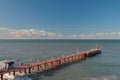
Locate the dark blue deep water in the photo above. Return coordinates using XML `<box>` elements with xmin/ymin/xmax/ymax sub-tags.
<box><xmin>0</xmin><ymin>39</ymin><xmax>120</xmax><ymax>80</ymax></box>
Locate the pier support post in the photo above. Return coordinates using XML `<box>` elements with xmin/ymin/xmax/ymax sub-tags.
<box><xmin>73</xmin><ymin>56</ymin><xmax>75</xmax><ymax>62</ymax></box>
<box><xmin>53</xmin><ymin>61</ymin><xmax>55</xmax><ymax>68</ymax></box>
<box><xmin>58</xmin><ymin>59</ymin><xmax>61</xmax><ymax>65</ymax></box>
<box><xmin>43</xmin><ymin>62</ymin><xmax>47</xmax><ymax>70</ymax></box>
<box><xmin>69</xmin><ymin>57</ymin><xmax>72</xmax><ymax>63</ymax></box>
<box><xmin>37</xmin><ymin>65</ymin><xmax>40</xmax><ymax>71</ymax></box>
<box><xmin>66</xmin><ymin>58</ymin><xmax>68</xmax><ymax>63</ymax></box>
<box><xmin>52</xmin><ymin>62</ymin><xmax>55</xmax><ymax>68</ymax></box>
<box><xmin>71</xmin><ymin>56</ymin><xmax>73</xmax><ymax>62</ymax></box>
<box><xmin>56</xmin><ymin>60</ymin><xmax>59</xmax><ymax>66</ymax></box>
<box><xmin>32</xmin><ymin>66</ymin><xmax>34</xmax><ymax>70</ymax></box>
<box><xmin>28</xmin><ymin>67</ymin><xmax>31</xmax><ymax>73</ymax></box>
<box><xmin>76</xmin><ymin>55</ymin><xmax>78</xmax><ymax>61</ymax></box>
<box><xmin>13</xmin><ymin>71</ymin><xmax>15</xmax><ymax>76</ymax></box>
<box><xmin>0</xmin><ymin>74</ymin><xmax>3</xmax><ymax>80</ymax></box>
<box><xmin>50</xmin><ymin>62</ymin><xmax>53</xmax><ymax>68</ymax></box>
<box><xmin>24</xmin><ymin>68</ymin><xmax>27</xmax><ymax>74</ymax></box>
<box><xmin>58</xmin><ymin>60</ymin><xmax>60</xmax><ymax>65</ymax></box>
<box><xmin>78</xmin><ymin>55</ymin><xmax>80</xmax><ymax>60</ymax></box>
<box><xmin>54</xmin><ymin>61</ymin><xmax>58</xmax><ymax>67</ymax></box>
<box><xmin>63</xmin><ymin>58</ymin><xmax>66</xmax><ymax>64</ymax></box>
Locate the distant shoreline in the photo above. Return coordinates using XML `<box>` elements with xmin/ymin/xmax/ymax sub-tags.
<box><xmin>0</xmin><ymin>39</ymin><xmax>120</xmax><ymax>40</ymax></box>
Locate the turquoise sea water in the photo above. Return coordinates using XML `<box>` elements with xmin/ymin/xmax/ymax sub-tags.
<box><xmin>0</xmin><ymin>39</ymin><xmax>120</xmax><ymax>80</ymax></box>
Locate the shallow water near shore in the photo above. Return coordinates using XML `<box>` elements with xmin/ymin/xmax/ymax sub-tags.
<box><xmin>0</xmin><ymin>39</ymin><xmax>120</xmax><ymax>80</ymax></box>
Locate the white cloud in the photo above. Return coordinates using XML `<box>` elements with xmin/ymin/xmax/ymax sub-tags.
<box><xmin>96</xmin><ymin>32</ymin><xmax>105</xmax><ymax>36</ymax></box>
<box><xmin>0</xmin><ymin>27</ymin><xmax>8</xmax><ymax>31</ymax></box>
<box><xmin>10</xmin><ymin>29</ymin><xmax>57</xmax><ymax>39</ymax></box>
<box><xmin>0</xmin><ymin>27</ymin><xmax>120</xmax><ymax>39</ymax></box>
<box><xmin>96</xmin><ymin>32</ymin><xmax>120</xmax><ymax>36</ymax></box>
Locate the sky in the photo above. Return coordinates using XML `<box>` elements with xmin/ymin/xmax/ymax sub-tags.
<box><xmin>0</xmin><ymin>0</ymin><xmax>120</xmax><ymax>39</ymax></box>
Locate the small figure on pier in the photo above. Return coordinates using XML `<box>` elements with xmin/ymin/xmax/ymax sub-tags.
<box><xmin>96</xmin><ymin>44</ymin><xmax>99</xmax><ymax>50</ymax></box>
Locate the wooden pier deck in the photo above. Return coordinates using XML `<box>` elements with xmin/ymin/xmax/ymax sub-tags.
<box><xmin>0</xmin><ymin>47</ymin><xmax>101</xmax><ymax>80</ymax></box>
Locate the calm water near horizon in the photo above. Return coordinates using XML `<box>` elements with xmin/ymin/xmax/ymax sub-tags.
<box><xmin>0</xmin><ymin>39</ymin><xmax>120</xmax><ymax>80</ymax></box>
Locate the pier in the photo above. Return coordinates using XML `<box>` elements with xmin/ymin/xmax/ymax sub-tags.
<box><xmin>0</xmin><ymin>46</ymin><xmax>101</xmax><ymax>80</ymax></box>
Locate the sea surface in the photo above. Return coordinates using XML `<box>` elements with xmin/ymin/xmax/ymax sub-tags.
<box><xmin>0</xmin><ymin>39</ymin><xmax>120</xmax><ymax>80</ymax></box>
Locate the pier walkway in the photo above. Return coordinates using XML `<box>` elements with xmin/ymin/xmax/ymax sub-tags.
<box><xmin>0</xmin><ymin>46</ymin><xmax>101</xmax><ymax>80</ymax></box>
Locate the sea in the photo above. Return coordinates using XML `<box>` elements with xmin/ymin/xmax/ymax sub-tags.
<box><xmin>0</xmin><ymin>39</ymin><xmax>120</xmax><ymax>80</ymax></box>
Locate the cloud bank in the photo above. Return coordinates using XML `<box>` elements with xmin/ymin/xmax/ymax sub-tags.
<box><xmin>0</xmin><ymin>27</ymin><xmax>120</xmax><ymax>39</ymax></box>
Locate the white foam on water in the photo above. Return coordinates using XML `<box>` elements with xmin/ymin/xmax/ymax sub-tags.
<box><xmin>86</xmin><ymin>75</ymin><xmax>118</xmax><ymax>80</ymax></box>
<box><xmin>3</xmin><ymin>73</ymin><xmax>14</xmax><ymax>80</ymax></box>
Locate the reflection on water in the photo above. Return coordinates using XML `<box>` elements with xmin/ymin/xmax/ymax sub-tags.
<box><xmin>14</xmin><ymin>76</ymin><xmax>32</xmax><ymax>80</ymax></box>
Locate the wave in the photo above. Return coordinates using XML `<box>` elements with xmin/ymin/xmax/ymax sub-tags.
<box><xmin>87</xmin><ymin>75</ymin><xmax>118</xmax><ymax>80</ymax></box>
<box><xmin>3</xmin><ymin>73</ymin><xmax>14</xmax><ymax>80</ymax></box>
<box><xmin>2</xmin><ymin>73</ymin><xmax>32</xmax><ymax>80</ymax></box>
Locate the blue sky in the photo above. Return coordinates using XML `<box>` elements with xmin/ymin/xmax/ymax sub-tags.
<box><xmin>0</xmin><ymin>0</ymin><xmax>120</xmax><ymax>39</ymax></box>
